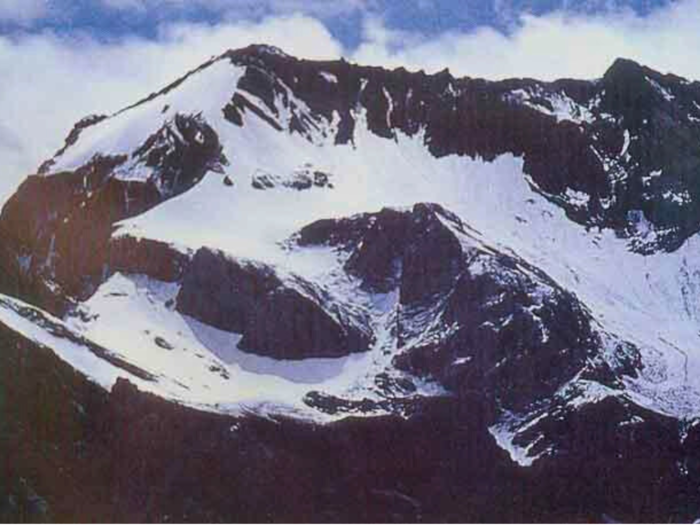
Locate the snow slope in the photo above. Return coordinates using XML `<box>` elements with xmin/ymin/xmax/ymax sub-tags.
<box><xmin>65</xmin><ymin>271</ymin><xmax>444</xmax><ymax>421</ymax></box>
<box><xmin>95</xmin><ymin>63</ymin><xmax>699</xmax><ymax>420</ymax></box>
<box><xmin>11</xmin><ymin>50</ymin><xmax>700</xmax><ymax>462</ymax></box>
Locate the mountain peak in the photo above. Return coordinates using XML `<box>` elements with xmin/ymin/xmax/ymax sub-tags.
<box><xmin>602</xmin><ymin>56</ymin><xmax>688</xmax><ymax>87</ymax></box>
<box><xmin>603</xmin><ymin>57</ymin><xmax>647</xmax><ymax>80</ymax></box>
<box><xmin>225</xmin><ymin>43</ymin><xmax>292</xmax><ymax>61</ymax></box>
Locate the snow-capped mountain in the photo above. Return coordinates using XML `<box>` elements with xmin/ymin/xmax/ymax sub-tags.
<box><xmin>3</xmin><ymin>44</ymin><xmax>700</xmax><ymax>521</ymax></box>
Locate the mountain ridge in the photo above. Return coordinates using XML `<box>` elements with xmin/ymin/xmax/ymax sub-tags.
<box><xmin>2</xmin><ymin>44</ymin><xmax>700</xmax><ymax>521</ymax></box>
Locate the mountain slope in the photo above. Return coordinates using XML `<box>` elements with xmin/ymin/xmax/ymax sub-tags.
<box><xmin>3</xmin><ymin>44</ymin><xmax>700</xmax><ymax>521</ymax></box>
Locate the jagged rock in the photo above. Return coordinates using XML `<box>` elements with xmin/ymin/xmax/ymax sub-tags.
<box><xmin>109</xmin><ymin>236</ymin><xmax>191</xmax><ymax>282</ymax></box>
<box><xmin>398</xmin><ymin>204</ymin><xmax>464</xmax><ymax>304</ymax></box>
<box><xmin>131</xmin><ymin>113</ymin><xmax>227</xmax><ymax>196</ymax></box>
<box><xmin>250</xmin><ymin>166</ymin><xmax>333</xmax><ymax>191</ymax></box>
<box><xmin>393</xmin><ymin>249</ymin><xmax>609</xmax><ymax>412</ymax></box>
<box><xmin>343</xmin><ymin>208</ymin><xmax>411</xmax><ymax>292</ymax></box>
<box><xmin>154</xmin><ymin>336</ymin><xmax>174</xmax><ymax>350</ymax></box>
<box><xmin>298</xmin><ymin>203</ymin><xmax>463</xmax><ymax>299</ymax></box>
<box><xmin>251</xmin><ymin>170</ymin><xmax>276</xmax><ymax>189</ymax></box>
<box><xmin>176</xmin><ymin>248</ymin><xmax>371</xmax><ymax>359</ymax></box>
<box><xmin>296</xmin><ymin>201</ymin><xmax>636</xmax><ymax>413</ymax></box>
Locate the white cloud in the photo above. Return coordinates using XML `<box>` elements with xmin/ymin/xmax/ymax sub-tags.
<box><xmin>0</xmin><ymin>14</ymin><xmax>342</xmax><ymax>202</ymax></box>
<box><xmin>352</xmin><ymin>0</ymin><xmax>700</xmax><ymax>80</ymax></box>
<box><xmin>0</xmin><ymin>0</ymin><xmax>47</xmax><ymax>23</ymax></box>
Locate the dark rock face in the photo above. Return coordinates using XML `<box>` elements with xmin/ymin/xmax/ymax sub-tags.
<box><xmin>109</xmin><ymin>236</ymin><xmax>191</xmax><ymax>283</ymax></box>
<box><xmin>595</xmin><ymin>59</ymin><xmax>700</xmax><ymax>249</ymax></box>
<box><xmin>0</xmin><ymin>156</ymin><xmax>133</xmax><ymax>313</ymax></box>
<box><xmin>398</xmin><ymin>204</ymin><xmax>464</xmax><ymax>304</ymax></box>
<box><xmin>345</xmin><ymin>208</ymin><xmax>412</xmax><ymax>293</ymax></box>
<box><xmin>176</xmin><ymin>249</ymin><xmax>282</xmax><ymax>334</ymax></box>
<box><xmin>300</xmin><ymin>203</ymin><xmax>638</xmax><ymax>416</ymax></box>
<box><xmin>299</xmin><ymin>203</ymin><xmax>463</xmax><ymax>298</ymax></box>
<box><xmin>0</xmin><ymin>114</ymin><xmax>225</xmax><ymax>314</ymax></box>
<box><xmin>176</xmin><ymin>248</ymin><xmax>371</xmax><ymax>359</ymax></box>
<box><xmin>395</xmin><ymin>256</ymin><xmax>602</xmax><ymax>411</ymax></box>
<box><xmin>132</xmin><ymin>113</ymin><xmax>227</xmax><ymax>197</ymax></box>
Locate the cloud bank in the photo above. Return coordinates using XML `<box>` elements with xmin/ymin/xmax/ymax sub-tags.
<box><xmin>353</xmin><ymin>0</ymin><xmax>700</xmax><ymax>80</ymax></box>
<box><xmin>2</xmin><ymin>0</ymin><xmax>700</xmax><ymax>203</ymax></box>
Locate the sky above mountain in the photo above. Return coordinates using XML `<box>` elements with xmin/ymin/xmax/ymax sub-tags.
<box><xmin>0</xmin><ymin>0</ymin><xmax>697</xmax><ymax>202</ymax></box>
<box><xmin>0</xmin><ymin>0</ymin><xmax>674</xmax><ymax>48</ymax></box>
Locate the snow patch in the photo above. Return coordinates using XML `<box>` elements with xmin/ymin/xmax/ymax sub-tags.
<box><xmin>489</xmin><ymin>414</ymin><xmax>550</xmax><ymax>467</ymax></box>
<box><xmin>646</xmin><ymin>76</ymin><xmax>675</xmax><ymax>102</ymax></box>
<box><xmin>620</xmin><ymin>129</ymin><xmax>631</xmax><ymax>159</ymax></box>
<box><xmin>506</xmin><ymin>88</ymin><xmax>594</xmax><ymax>125</ymax></box>
<box><xmin>319</xmin><ymin>71</ymin><xmax>338</xmax><ymax>84</ymax></box>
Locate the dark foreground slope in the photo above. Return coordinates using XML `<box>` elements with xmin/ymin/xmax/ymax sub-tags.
<box><xmin>0</xmin><ymin>323</ymin><xmax>698</xmax><ymax>523</ymax></box>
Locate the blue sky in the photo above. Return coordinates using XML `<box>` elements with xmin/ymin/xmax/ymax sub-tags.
<box><xmin>0</xmin><ymin>0</ymin><xmax>674</xmax><ymax>48</ymax></box>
